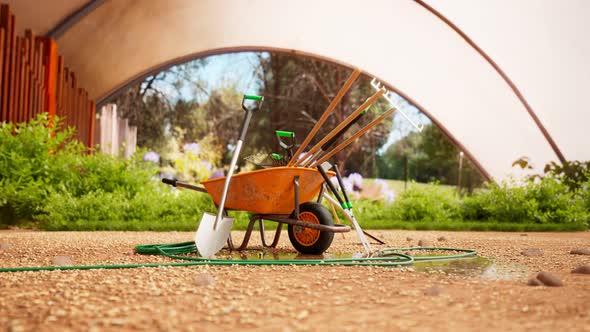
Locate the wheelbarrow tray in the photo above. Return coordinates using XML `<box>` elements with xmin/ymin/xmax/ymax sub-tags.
<box><xmin>200</xmin><ymin>166</ymin><xmax>334</xmax><ymax>214</ymax></box>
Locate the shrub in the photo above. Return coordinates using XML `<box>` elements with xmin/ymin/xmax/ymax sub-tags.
<box><xmin>39</xmin><ymin>187</ymin><xmax>216</xmax><ymax>231</ymax></box>
<box><xmin>0</xmin><ymin>115</ymin><xmax>158</xmax><ymax>226</ymax></box>
<box><xmin>542</xmin><ymin>160</ymin><xmax>590</xmax><ymax>192</ymax></box>
<box><xmin>2</xmin><ymin>114</ymin><xmax>589</xmax><ymax>231</ymax></box>
<box><xmin>0</xmin><ymin>115</ymin><xmax>77</xmax><ymax>224</ymax></box>
<box><xmin>461</xmin><ymin>178</ymin><xmax>589</xmax><ymax>226</ymax></box>
<box><xmin>385</xmin><ymin>183</ymin><xmax>461</xmax><ymax>222</ymax></box>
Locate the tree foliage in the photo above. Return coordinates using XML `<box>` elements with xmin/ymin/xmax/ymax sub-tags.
<box><xmin>377</xmin><ymin>124</ymin><xmax>485</xmax><ymax>189</ymax></box>
<box><xmin>109</xmin><ymin>51</ymin><xmax>484</xmax><ymax>184</ymax></box>
<box><xmin>257</xmin><ymin>53</ymin><xmax>392</xmax><ymax>175</ymax></box>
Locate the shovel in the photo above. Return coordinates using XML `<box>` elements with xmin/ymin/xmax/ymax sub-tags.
<box><xmin>195</xmin><ymin>94</ymin><xmax>263</xmax><ymax>258</ymax></box>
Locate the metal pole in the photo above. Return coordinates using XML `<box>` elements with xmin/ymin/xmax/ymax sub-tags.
<box><xmin>404</xmin><ymin>154</ymin><xmax>408</xmax><ymax>191</ymax></box>
<box><xmin>457</xmin><ymin>151</ymin><xmax>464</xmax><ymax>195</ymax></box>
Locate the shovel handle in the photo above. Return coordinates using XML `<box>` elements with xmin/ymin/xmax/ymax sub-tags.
<box><xmin>238</xmin><ymin>95</ymin><xmax>263</xmax><ymax>141</ymax></box>
<box><xmin>215</xmin><ymin>95</ymin><xmax>262</xmax><ymax>229</ymax></box>
<box><xmin>242</xmin><ymin>95</ymin><xmax>264</xmax><ymax>112</ymax></box>
<box><xmin>244</xmin><ymin>94</ymin><xmax>263</xmax><ymax>101</ymax></box>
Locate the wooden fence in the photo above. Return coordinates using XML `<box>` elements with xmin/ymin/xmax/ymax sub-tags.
<box><xmin>98</xmin><ymin>104</ymin><xmax>137</xmax><ymax>158</ymax></box>
<box><xmin>0</xmin><ymin>3</ymin><xmax>95</xmax><ymax>147</ymax></box>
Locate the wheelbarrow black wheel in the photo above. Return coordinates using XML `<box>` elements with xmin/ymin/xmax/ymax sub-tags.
<box><xmin>288</xmin><ymin>202</ymin><xmax>334</xmax><ymax>255</ymax></box>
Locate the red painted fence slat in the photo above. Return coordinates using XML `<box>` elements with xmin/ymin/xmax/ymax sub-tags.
<box><xmin>0</xmin><ymin>3</ymin><xmax>96</xmax><ymax>147</ymax></box>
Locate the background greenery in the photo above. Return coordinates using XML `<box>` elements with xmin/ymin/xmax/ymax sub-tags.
<box><xmin>2</xmin><ymin>52</ymin><xmax>588</xmax><ymax>232</ymax></box>
<box><xmin>1</xmin><ymin>115</ymin><xmax>588</xmax><ymax>232</ymax></box>
<box><xmin>113</xmin><ymin>52</ymin><xmax>485</xmax><ymax>189</ymax></box>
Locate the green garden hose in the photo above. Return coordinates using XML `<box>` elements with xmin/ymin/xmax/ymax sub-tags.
<box><xmin>0</xmin><ymin>241</ymin><xmax>477</xmax><ymax>273</ymax></box>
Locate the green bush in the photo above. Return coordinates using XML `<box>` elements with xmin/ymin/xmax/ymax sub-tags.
<box><xmin>2</xmin><ymin>114</ymin><xmax>589</xmax><ymax>232</ymax></box>
<box><xmin>385</xmin><ymin>183</ymin><xmax>461</xmax><ymax>222</ymax></box>
<box><xmin>579</xmin><ymin>180</ymin><xmax>590</xmax><ymax>212</ymax></box>
<box><xmin>461</xmin><ymin>178</ymin><xmax>589</xmax><ymax>226</ymax></box>
<box><xmin>0</xmin><ymin>115</ymin><xmax>162</xmax><ymax>226</ymax></box>
<box><xmin>0</xmin><ymin>115</ymin><xmax>77</xmax><ymax>223</ymax></box>
<box><xmin>39</xmin><ymin>188</ymin><xmax>216</xmax><ymax>231</ymax></box>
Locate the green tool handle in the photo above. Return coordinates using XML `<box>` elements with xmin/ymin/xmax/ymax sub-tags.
<box><xmin>275</xmin><ymin>130</ymin><xmax>296</xmax><ymax>150</ymax></box>
<box><xmin>243</xmin><ymin>94</ymin><xmax>263</xmax><ymax>101</ymax></box>
<box><xmin>275</xmin><ymin>130</ymin><xmax>295</xmax><ymax>138</ymax></box>
<box><xmin>333</xmin><ymin>164</ymin><xmax>352</xmax><ymax>209</ymax></box>
<box><xmin>241</xmin><ymin>94</ymin><xmax>264</xmax><ymax>114</ymax></box>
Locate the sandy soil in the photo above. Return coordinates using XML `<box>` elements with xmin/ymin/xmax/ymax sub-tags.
<box><xmin>0</xmin><ymin>229</ymin><xmax>589</xmax><ymax>332</ymax></box>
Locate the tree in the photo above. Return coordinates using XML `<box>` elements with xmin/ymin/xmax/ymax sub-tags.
<box><xmin>257</xmin><ymin>52</ymin><xmax>392</xmax><ymax>176</ymax></box>
<box><xmin>111</xmin><ymin>52</ymin><xmax>483</xmax><ymax>186</ymax></box>
<box><xmin>377</xmin><ymin>124</ymin><xmax>485</xmax><ymax>189</ymax></box>
<box><xmin>112</xmin><ymin>60</ymin><xmax>207</xmax><ymax>150</ymax></box>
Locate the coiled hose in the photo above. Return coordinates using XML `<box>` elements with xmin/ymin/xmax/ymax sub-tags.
<box><xmin>0</xmin><ymin>241</ymin><xmax>477</xmax><ymax>273</ymax></box>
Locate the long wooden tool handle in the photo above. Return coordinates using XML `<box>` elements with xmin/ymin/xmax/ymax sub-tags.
<box><xmin>300</xmin><ymin>88</ymin><xmax>385</xmax><ymax>167</ymax></box>
<box><xmin>310</xmin><ymin>107</ymin><xmax>396</xmax><ymax>168</ymax></box>
<box><xmin>288</xmin><ymin>68</ymin><xmax>361</xmax><ymax>166</ymax></box>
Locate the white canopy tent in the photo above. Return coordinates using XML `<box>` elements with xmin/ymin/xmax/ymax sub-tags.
<box><xmin>7</xmin><ymin>0</ymin><xmax>590</xmax><ymax>181</ymax></box>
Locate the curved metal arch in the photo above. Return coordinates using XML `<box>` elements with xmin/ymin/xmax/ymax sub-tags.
<box><xmin>414</xmin><ymin>0</ymin><xmax>566</xmax><ymax>164</ymax></box>
<box><xmin>96</xmin><ymin>46</ymin><xmax>492</xmax><ymax>181</ymax></box>
<box><xmin>45</xmin><ymin>0</ymin><xmax>106</xmax><ymax>39</ymax></box>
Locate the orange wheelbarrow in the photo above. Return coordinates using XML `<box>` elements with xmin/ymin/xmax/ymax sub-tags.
<box><xmin>162</xmin><ymin>166</ymin><xmax>351</xmax><ymax>255</ymax></box>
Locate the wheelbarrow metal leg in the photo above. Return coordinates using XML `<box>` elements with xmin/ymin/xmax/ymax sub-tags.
<box><xmin>226</xmin><ymin>216</ymin><xmax>258</xmax><ymax>251</ymax></box>
<box><xmin>259</xmin><ymin>219</ymin><xmax>283</xmax><ymax>248</ymax></box>
<box><xmin>316</xmin><ymin>183</ymin><xmax>326</xmax><ymax>204</ymax></box>
<box><xmin>293</xmin><ymin>175</ymin><xmax>300</xmax><ymax>219</ymax></box>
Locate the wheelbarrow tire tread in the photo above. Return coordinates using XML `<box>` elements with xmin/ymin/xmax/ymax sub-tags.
<box><xmin>288</xmin><ymin>202</ymin><xmax>334</xmax><ymax>255</ymax></box>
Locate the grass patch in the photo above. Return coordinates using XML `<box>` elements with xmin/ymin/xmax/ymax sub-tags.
<box><xmin>358</xmin><ymin>220</ymin><xmax>588</xmax><ymax>232</ymax></box>
<box><xmin>364</xmin><ymin>178</ymin><xmax>456</xmax><ymax>194</ymax></box>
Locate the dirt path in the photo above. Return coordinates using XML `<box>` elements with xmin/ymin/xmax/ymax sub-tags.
<box><xmin>1</xmin><ymin>230</ymin><xmax>589</xmax><ymax>331</ymax></box>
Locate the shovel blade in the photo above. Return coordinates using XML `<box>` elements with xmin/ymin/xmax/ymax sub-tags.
<box><xmin>195</xmin><ymin>212</ymin><xmax>234</xmax><ymax>258</ymax></box>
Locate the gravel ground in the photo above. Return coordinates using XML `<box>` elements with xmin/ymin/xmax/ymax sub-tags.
<box><xmin>1</xmin><ymin>230</ymin><xmax>589</xmax><ymax>331</ymax></box>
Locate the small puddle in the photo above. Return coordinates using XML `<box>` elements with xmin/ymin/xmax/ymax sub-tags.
<box><xmin>212</xmin><ymin>249</ymin><xmax>527</xmax><ymax>280</ymax></box>
<box><xmin>215</xmin><ymin>250</ymin><xmax>362</xmax><ymax>261</ymax></box>
<box><xmin>413</xmin><ymin>257</ymin><xmax>527</xmax><ymax>280</ymax></box>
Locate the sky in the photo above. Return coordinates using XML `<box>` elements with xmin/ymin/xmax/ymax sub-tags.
<box><xmin>156</xmin><ymin>52</ymin><xmax>431</xmax><ymax>152</ymax></box>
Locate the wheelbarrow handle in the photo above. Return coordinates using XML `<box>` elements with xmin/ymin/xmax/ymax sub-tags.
<box><xmin>162</xmin><ymin>178</ymin><xmax>177</xmax><ymax>187</ymax></box>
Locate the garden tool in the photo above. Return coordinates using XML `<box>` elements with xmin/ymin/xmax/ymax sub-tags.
<box><xmin>333</xmin><ymin>164</ymin><xmax>386</xmax><ymax>245</ymax></box>
<box><xmin>371</xmin><ymin>77</ymin><xmax>424</xmax><ymax>132</ymax></box>
<box><xmin>300</xmin><ymin>109</ymin><xmax>367</xmax><ymax>167</ymax></box>
<box><xmin>275</xmin><ymin>130</ymin><xmax>296</xmax><ymax>161</ymax></box>
<box><xmin>317</xmin><ymin>164</ymin><xmax>372</xmax><ymax>255</ymax></box>
<box><xmin>288</xmin><ymin>68</ymin><xmax>361</xmax><ymax>165</ymax></box>
<box><xmin>195</xmin><ymin>94</ymin><xmax>263</xmax><ymax>258</ymax></box>
<box><xmin>299</xmin><ymin>88</ymin><xmax>385</xmax><ymax>167</ymax></box>
<box><xmin>310</xmin><ymin>107</ymin><xmax>397</xmax><ymax>168</ymax></box>
<box><xmin>244</xmin><ymin>152</ymin><xmax>287</xmax><ymax>168</ymax></box>
<box><xmin>243</xmin><ymin>131</ymin><xmax>294</xmax><ymax>167</ymax></box>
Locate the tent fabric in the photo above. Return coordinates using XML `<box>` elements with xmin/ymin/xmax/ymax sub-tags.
<box><xmin>6</xmin><ymin>0</ymin><xmax>590</xmax><ymax>181</ymax></box>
